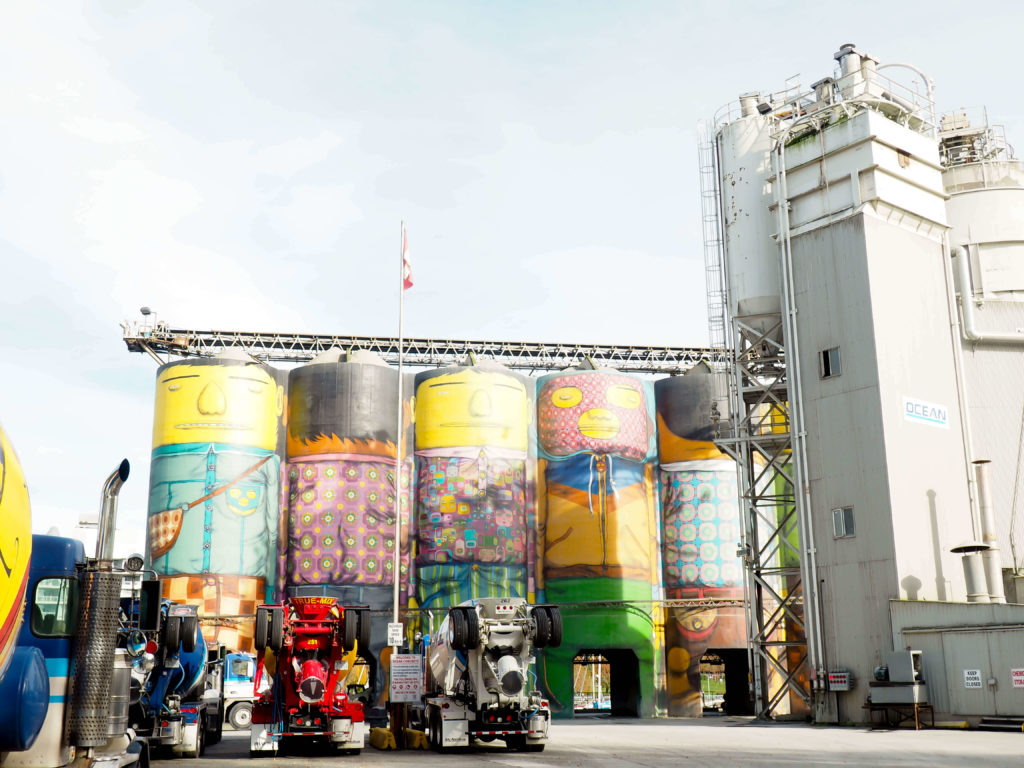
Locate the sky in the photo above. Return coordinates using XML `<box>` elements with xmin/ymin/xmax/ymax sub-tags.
<box><xmin>2</xmin><ymin>0</ymin><xmax>1023</xmax><ymax>556</ymax></box>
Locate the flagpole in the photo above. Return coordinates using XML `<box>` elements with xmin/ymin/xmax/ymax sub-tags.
<box><xmin>392</xmin><ymin>221</ymin><xmax>406</xmax><ymax>639</ymax></box>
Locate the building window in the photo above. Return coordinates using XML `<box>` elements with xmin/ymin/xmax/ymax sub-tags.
<box><xmin>820</xmin><ymin>347</ymin><xmax>841</xmax><ymax>379</ymax></box>
<box><xmin>832</xmin><ymin>506</ymin><xmax>855</xmax><ymax>539</ymax></box>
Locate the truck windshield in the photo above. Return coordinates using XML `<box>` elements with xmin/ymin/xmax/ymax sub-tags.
<box><xmin>32</xmin><ymin>577</ymin><xmax>80</xmax><ymax>638</ymax></box>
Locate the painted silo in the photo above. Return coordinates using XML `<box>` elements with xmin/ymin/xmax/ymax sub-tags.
<box><xmin>413</xmin><ymin>362</ymin><xmax>536</xmax><ymax>615</ymax></box>
<box><xmin>536</xmin><ymin>366</ymin><xmax>661</xmax><ymax>718</ymax></box>
<box><xmin>0</xmin><ymin>424</ymin><xmax>32</xmax><ymax>681</ymax></box>
<box><xmin>655</xmin><ymin>365</ymin><xmax>748</xmax><ymax>717</ymax></box>
<box><xmin>717</xmin><ymin>99</ymin><xmax>781</xmax><ymax>341</ymax></box>
<box><xmin>147</xmin><ymin>351</ymin><xmax>285</xmax><ymax>652</ymax></box>
<box><xmin>282</xmin><ymin>349</ymin><xmax>413</xmax><ymax>712</ymax></box>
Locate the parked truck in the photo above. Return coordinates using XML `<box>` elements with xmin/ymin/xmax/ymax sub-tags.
<box><xmin>222</xmin><ymin>653</ymin><xmax>258</xmax><ymax>730</ymax></box>
<box><xmin>417</xmin><ymin>598</ymin><xmax>561</xmax><ymax>752</ymax></box>
<box><xmin>249</xmin><ymin>595</ymin><xmax>371</xmax><ymax>756</ymax></box>
<box><xmin>0</xmin><ymin>460</ymin><xmax>144</xmax><ymax>768</ymax></box>
<box><xmin>128</xmin><ymin>602</ymin><xmax>225</xmax><ymax>759</ymax></box>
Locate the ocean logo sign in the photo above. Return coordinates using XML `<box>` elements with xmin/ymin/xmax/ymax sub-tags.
<box><xmin>902</xmin><ymin>396</ymin><xmax>949</xmax><ymax>429</ymax></box>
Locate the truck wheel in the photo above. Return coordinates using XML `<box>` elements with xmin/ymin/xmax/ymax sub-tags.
<box><xmin>229</xmin><ymin>702</ymin><xmax>253</xmax><ymax>729</ymax></box>
<box><xmin>254</xmin><ymin>607</ymin><xmax>269</xmax><ymax>652</ymax></box>
<box><xmin>505</xmin><ymin>734</ymin><xmax>526</xmax><ymax>751</ymax></box>
<box><xmin>343</xmin><ymin>609</ymin><xmax>358</xmax><ymax>651</ymax></box>
<box><xmin>525</xmin><ymin>743</ymin><xmax>546</xmax><ymax>752</ymax></box>
<box><xmin>164</xmin><ymin>615</ymin><xmax>182</xmax><ymax>652</ymax></box>
<box><xmin>207</xmin><ymin>710</ymin><xmax>223</xmax><ymax>745</ymax></box>
<box><xmin>357</xmin><ymin>609</ymin><xmax>371</xmax><ymax>652</ymax></box>
<box><xmin>448</xmin><ymin>609</ymin><xmax>468</xmax><ymax>650</ymax></box>
<box><xmin>182</xmin><ymin>616</ymin><xmax>198</xmax><ymax>653</ymax></box>
<box><xmin>462</xmin><ymin>607</ymin><xmax>480</xmax><ymax>647</ymax></box>
<box><xmin>547</xmin><ymin>606</ymin><xmax>563</xmax><ymax>648</ymax></box>
<box><xmin>269</xmin><ymin>608</ymin><xmax>284</xmax><ymax>652</ymax></box>
<box><xmin>533</xmin><ymin>607</ymin><xmax>551</xmax><ymax>648</ymax></box>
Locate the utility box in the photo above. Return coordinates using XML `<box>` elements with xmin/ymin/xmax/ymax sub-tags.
<box><xmin>869</xmin><ymin>650</ymin><xmax>928</xmax><ymax>704</ymax></box>
<box><xmin>886</xmin><ymin>651</ymin><xmax>923</xmax><ymax>683</ymax></box>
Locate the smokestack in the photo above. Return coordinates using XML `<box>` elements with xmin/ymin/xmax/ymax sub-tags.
<box><xmin>973</xmin><ymin>460</ymin><xmax>1006</xmax><ymax>603</ymax></box>
<box><xmin>951</xmin><ymin>541</ymin><xmax>991</xmax><ymax>603</ymax></box>
<box><xmin>96</xmin><ymin>459</ymin><xmax>130</xmax><ymax>561</ymax></box>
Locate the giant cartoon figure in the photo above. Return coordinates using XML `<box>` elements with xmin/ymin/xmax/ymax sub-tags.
<box><xmin>0</xmin><ymin>424</ymin><xmax>32</xmax><ymax>682</ymax></box>
<box><xmin>536</xmin><ymin>366</ymin><xmax>662</xmax><ymax>718</ymax></box>
<box><xmin>281</xmin><ymin>349</ymin><xmax>413</xmax><ymax>713</ymax></box>
<box><xmin>655</xmin><ymin>365</ymin><xmax>749</xmax><ymax>717</ymax></box>
<box><xmin>147</xmin><ymin>352</ymin><xmax>285</xmax><ymax>651</ymax></box>
<box><xmin>414</xmin><ymin>363</ymin><xmax>535</xmax><ymax>615</ymax></box>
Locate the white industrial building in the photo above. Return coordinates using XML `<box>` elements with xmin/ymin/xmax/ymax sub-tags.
<box><xmin>707</xmin><ymin>43</ymin><xmax>1024</xmax><ymax>726</ymax></box>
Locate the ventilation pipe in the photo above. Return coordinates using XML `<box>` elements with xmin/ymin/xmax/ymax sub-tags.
<box><xmin>953</xmin><ymin>246</ymin><xmax>1024</xmax><ymax>345</ymax></box>
<box><xmin>973</xmin><ymin>460</ymin><xmax>1006</xmax><ymax>603</ymax></box>
<box><xmin>951</xmin><ymin>541</ymin><xmax>991</xmax><ymax>603</ymax></box>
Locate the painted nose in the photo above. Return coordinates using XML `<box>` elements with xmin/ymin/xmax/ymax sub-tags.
<box><xmin>469</xmin><ymin>390</ymin><xmax>492</xmax><ymax>417</ymax></box>
<box><xmin>197</xmin><ymin>382</ymin><xmax>227</xmax><ymax>415</ymax></box>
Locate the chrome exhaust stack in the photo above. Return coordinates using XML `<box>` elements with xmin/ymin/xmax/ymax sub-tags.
<box><xmin>96</xmin><ymin>459</ymin><xmax>130</xmax><ymax>562</ymax></box>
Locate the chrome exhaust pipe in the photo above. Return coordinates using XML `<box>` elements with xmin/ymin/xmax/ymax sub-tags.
<box><xmin>96</xmin><ymin>459</ymin><xmax>130</xmax><ymax>561</ymax></box>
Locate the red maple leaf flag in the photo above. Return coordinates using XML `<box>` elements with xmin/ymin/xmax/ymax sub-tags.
<box><xmin>402</xmin><ymin>223</ymin><xmax>413</xmax><ymax>290</ymax></box>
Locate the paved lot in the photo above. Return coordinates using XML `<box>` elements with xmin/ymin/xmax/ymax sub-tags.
<box><xmin>163</xmin><ymin>718</ymin><xmax>1023</xmax><ymax>768</ymax></box>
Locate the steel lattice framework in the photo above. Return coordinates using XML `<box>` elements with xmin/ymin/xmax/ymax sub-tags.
<box><xmin>121</xmin><ymin>320</ymin><xmax>729</xmax><ymax>373</ymax></box>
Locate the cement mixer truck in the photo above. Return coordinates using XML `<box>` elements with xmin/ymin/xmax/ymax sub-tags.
<box><xmin>248</xmin><ymin>595</ymin><xmax>371</xmax><ymax>756</ymax></box>
<box><xmin>418</xmin><ymin>598</ymin><xmax>560</xmax><ymax>753</ymax></box>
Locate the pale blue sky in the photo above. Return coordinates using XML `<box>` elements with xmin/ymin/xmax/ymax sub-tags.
<box><xmin>2</xmin><ymin>0</ymin><xmax>1022</xmax><ymax>553</ymax></box>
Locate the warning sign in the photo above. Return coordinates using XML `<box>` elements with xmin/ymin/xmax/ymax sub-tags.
<box><xmin>963</xmin><ymin>669</ymin><xmax>983</xmax><ymax>689</ymax></box>
<box><xmin>1011</xmin><ymin>668</ymin><xmax>1024</xmax><ymax>689</ymax></box>
<box><xmin>390</xmin><ymin>653</ymin><xmax>423</xmax><ymax>704</ymax></box>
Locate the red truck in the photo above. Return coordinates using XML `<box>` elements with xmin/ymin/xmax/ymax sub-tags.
<box><xmin>248</xmin><ymin>596</ymin><xmax>371</xmax><ymax>756</ymax></box>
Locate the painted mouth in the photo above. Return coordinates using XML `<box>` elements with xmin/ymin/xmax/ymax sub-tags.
<box><xmin>175</xmin><ymin>423</ymin><xmax>254</xmax><ymax>430</ymax></box>
<box><xmin>439</xmin><ymin>422</ymin><xmax>509</xmax><ymax>429</ymax></box>
<box><xmin>578</xmin><ymin>409</ymin><xmax>620</xmax><ymax>439</ymax></box>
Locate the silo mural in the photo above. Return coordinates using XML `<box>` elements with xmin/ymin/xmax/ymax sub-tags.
<box><xmin>655</xmin><ymin>366</ymin><xmax>748</xmax><ymax>717</ymax></box>
<box><xmin>536</xmin><ymin>367</ymin><xmax>662</xmax><ymax>718</ymax></box>
<box><xmin>280</xmin><ymin>349</ymin><xmax>413</xmax><ymax>712</ymax></box>
<box><xmin>413</xmin><ymin>363</ymin><xmax>536</xmax><ymax>614</ymax></box>
<box><xmin>146</xmin><ymin>352</ymin><xmax>285</xmax><ymax>652</ymax></box>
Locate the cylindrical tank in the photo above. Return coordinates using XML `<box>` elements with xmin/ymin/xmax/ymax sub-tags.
<box><xmin>0</xmin><ymin>423</ymin><xmax>32</xmax><ymax>683</ymax></box>
<box><xmin>413</xmin><ymin>362</ymin><xmax>535</xmax><ymax>612</ymax></box>
<box><xmin>717</xmin><ymin>108</ymin><xmax>781</xmax><ymax>341</ymax></box>
<box><xmin>146</xmin><ymin>350</ymin><xmax>286</xmax><ymax>652</ymax></box>
<box><xmin>535</xmin><ymin>366</ymin><xmax>660</xmax><ymax>717</ymax></box>
<box><xmin>655</xmin><ymin>366</ymin><xmax>746</xmax><ymax>717</ymax></box>
<box><xmin>283</xmin><ymin>348</ymin><xmax>413</xmax><ymax>711</ymax></box>
<box><xmin>107</xmin><ymin>649</ymin><xmax>132</xmax><ymax>738</ymax></box>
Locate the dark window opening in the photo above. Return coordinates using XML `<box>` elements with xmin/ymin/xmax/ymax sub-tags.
<box><xmin>820</xmin><ymin>347</ymin><xmax>841</xmax><ymax>379</ymax></box>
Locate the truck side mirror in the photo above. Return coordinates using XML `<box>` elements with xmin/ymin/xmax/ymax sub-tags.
<box><xmin>139</xmin><ymin>580</ymin><xmax>162</xmax><ymax>632</ymax></box>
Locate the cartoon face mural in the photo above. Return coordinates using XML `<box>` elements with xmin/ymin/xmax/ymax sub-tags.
<box><xmin>0</xmin><ymin>424</ymin><xmax>32</xmax><ymax>680</ymax></box>
<box><xmin>538</xmin><ymin>371</ymin><xmax>650</xmax><ymax>460</ymax></box>
<box><xmin>415</xmin><ymin>368</ymin><xmax>530</xmax><ymax>451</ymax></box>
<box><xmin>147</xmin><ymin>355</ymin><xmax>285</xmax><ymax>651</ymax></box>
<box><xmin>153</xmin><ymin>360</ymin><xmax>284</xmax><ymax>450</ymax></box>
<box><xmin>414</xmin><ymin>365</ymin><xmax>536</xmax><ymax>611</ymax></box>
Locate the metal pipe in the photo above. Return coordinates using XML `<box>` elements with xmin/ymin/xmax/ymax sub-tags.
<box><xmin>960</xmin><ymin>552</ymin><xmax>990</xmax><ymax>603</ymax></box>
<box><xmin>96</xmin><ymin>459</ymin><xmax>130</xmax><ymax>561</ymax></box>
<box><xmin>953</xmin><ymin>245</ymin><xmax>1024</xmax><ymax>345</ymax></box>
<box><xmin>973</xmin><ymin>460</ymin><xmax>1006</xmax><ymax>603</ymax></box>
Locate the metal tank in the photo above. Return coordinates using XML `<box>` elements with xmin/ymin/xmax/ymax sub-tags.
<box><xmin>716</xmin><ymin>96</ymin><xmax>781</xmax><ymax>343</ymax></box>
<box><xmin>146</xmin><ymin>349</ymin><xmax>286</xmax><ymax>652</ymax></box>
<box><xmin>655</xmin><ymin>365</ymin><xmax>748</xmax><ymax>717</ymax></box>
<box><xmin>282</xmin><ymin>347</ymin><xmax>414</xmax><ymax>715</ymax></box>
<box><xmin>534</xmin><ymin>365</ymin><xmax>662</xmax><ymax>718</ymax></box>
<box><xmin>941</xmin><ymin>110</ymin><xmax>1024</xmax><ymax>593</ymax></box>
<box><xmin>413</xmin><ymin>362</ymin><xmax>536</xmax><ymax>613</ymax></box>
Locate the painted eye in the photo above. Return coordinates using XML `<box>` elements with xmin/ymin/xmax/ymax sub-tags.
<box><xmin>607</xmin><ymin>386</ymin><xmax>641</xmax><ymax>409</ymax></box>
<box><xmin>167</xmin><ymin>383</ymin><xmax>181</xmax><ymax>392</ymax></box>
<box><xmin>551</xmin><ymin>387</ymin><xmax>582</xmax><ymax>408</ymax></box>
<box><xmin>248</xmin><ymin>383</ymin><xmax>264</xmax><ymax>393</ymax></box>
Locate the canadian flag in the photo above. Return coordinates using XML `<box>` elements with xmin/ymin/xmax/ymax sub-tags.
<box><xmin>402</xmin><ymin>223</ymin><xmax>413</xmax><ymax>290</ymax></box>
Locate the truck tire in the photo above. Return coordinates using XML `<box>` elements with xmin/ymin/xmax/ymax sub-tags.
<box><xmin>182</xmin><ymin>615</ymin><xmax>198</xmax><ymax>653</ymax></box>
<box><xmin>448</xmin><ymin>609</ymin><xmax>468</xmax><ymax>650</ymax></box>
<box><xmin>547</xmin><ymin>606</ymin><xmax>563</xmax><ymax>648</ymax></box>
<box><xmin>228</xmin><ymin>701</ymin><xmax>252</xmax><ymax>729</ymax></box>
<box><xmin>357</xmin><ymin>609</ymin><xmax>371</xmax><ymax>652</ymax></box>
<box><xmin>462</xmin><ymin>607</ymin><xmax>480</xmax><ymax>647</ymax></box>
<box><xmin>269</xmin><ymin>607</ymin><xmax>284</xmax><ymax>652</ymax></box>
<box><xmin>533</xmin><ymin>607</ymin><xmax>551</xmax><ymax>648</ymax></box>
<box><xmin>254</xmin><ymin>607</ymin><xmax>269</xmax><ymax>652</ymax></box>
<box><xmin>343</xmin><ymin>609</ymin><xmax>358</xmax><ymax>652</ymax></box>
<box><xmin>207</xmin><ymin>709</ymin><xmax>223</xmax><ymax>746</ymax></box>
<box><xmin>164</xmin><ymin>615</ymin><xmax>182</xmax><ymax>652</ymax></box>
